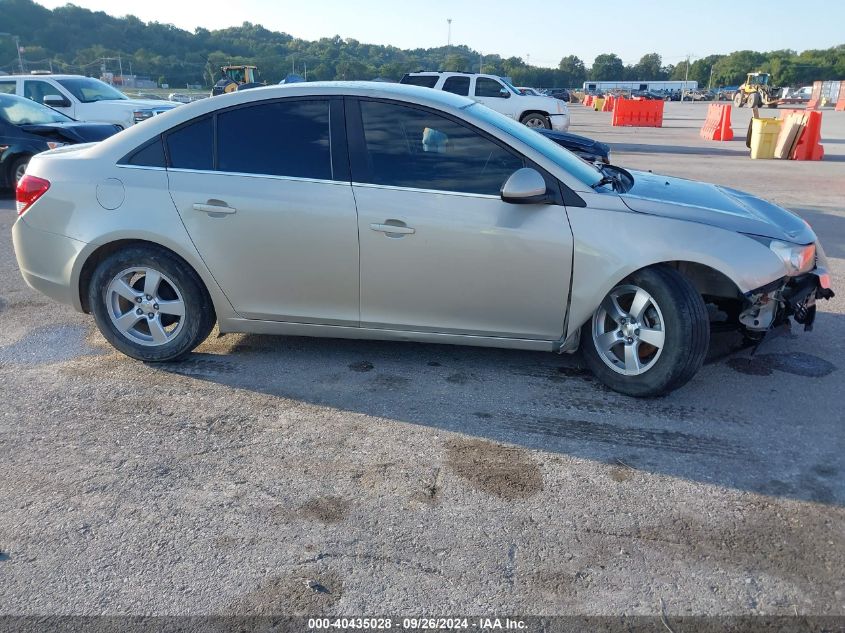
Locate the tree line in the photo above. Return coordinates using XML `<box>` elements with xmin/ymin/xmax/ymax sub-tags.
<box><xmin>1</xmin><ymin>0</ymin><xmax>842</xmax><ymax>88</ymax></box>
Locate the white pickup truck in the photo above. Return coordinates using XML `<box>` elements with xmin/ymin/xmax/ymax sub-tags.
<box><xmin>400</xmin><ymin>71</ymin><xmax>570</xmax><ymax>131</ymax></box>
<box><xmin>0</xmin><ymin>74</ymin><xmax>178</xmax><ymax>129</ymax></box>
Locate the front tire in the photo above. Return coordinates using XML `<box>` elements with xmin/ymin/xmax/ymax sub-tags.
<box><xmin>733</xmin><ymin>92</ymin><xmax>743</xmax><ymax>107</ymax></box>
<box><xmin>747</xmin><ymin>92</ymin><xmax>761</xmax><ymax>108</ymax></box>
<box><xmin>580</xmin><ymin>266</ymin><xmax>709</xmax><ymax>397</ymax></box>
<box><xmin>11</xmin><ymin>155</ymin><xmax>30</xmax><ymax>187</ymax></box>
<box><xmin>88</xmin><ymin>245</ymin><xmax>216</xmax><ymax>362</ymax></box>
<box><xmin>520</xmin><ymin>113</ymin><xmax>551</xmax><ymax>129</ymax></box>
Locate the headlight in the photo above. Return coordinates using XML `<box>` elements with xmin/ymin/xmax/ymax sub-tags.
<box><xmin>769</xmin><ymin>240</ymin><xmax>815</xmax><ymax>275</ymax></box>
<box><xmin>46</xmin><ymin>142</ymin><xmax>66</xmax><ymax>150</ymax></box>
<box><xmin>747</xmin><ymin>235</ymin><xmax>815</xmax><ymax>275</ymax></box>
<box><xmin>133</xmin><ymin>109</ymin><xmax>154</xmax><ymax>123</ymax></box>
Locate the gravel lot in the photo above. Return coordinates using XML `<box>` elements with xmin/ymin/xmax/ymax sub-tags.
<box><xmin>0</xmin><ymin>102</ymin><xmax>843</xmax><ymax>619</ymax></box>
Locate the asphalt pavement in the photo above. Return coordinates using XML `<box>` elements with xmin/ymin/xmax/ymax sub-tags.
<box><xmin>0</xmin><ymin>102</ymin><xmax>843</xmax><ymax>618</ymax></box>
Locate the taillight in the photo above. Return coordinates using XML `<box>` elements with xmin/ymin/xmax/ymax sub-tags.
<box><xmin>16</xmin><ymin>174</ymin><xmax>51</xmax><ymax>216</ymax></box>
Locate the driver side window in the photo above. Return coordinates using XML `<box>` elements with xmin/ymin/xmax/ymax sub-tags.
<box><xmin>358</xmin><ymin>100</ymin><xmax>524</xmax><ymax>195</ymax></box>
<box><xmin>23</xmin><ymin>80</ymin><xmax>64</xmax><ymax>104</ymax></box>
<box><xmin>475</xmin><ymin>78</ymin><xmax>508</xmax><ymax>98</ymax></box>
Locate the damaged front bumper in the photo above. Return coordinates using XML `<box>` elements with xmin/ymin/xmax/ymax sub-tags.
<box><xmin>740</xmin><ymin>267</ymin><xmax>835</xmax><ymax>334</ymax></box>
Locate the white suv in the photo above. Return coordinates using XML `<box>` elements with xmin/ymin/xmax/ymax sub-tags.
<box><xmin>0</xmin><ymin>74</ymin><xmax>178</xmax><ymax>129</ymax></box>
<box><xmin>400</xmin><ymin>72</ymin><xmax>570</xmax><ymax>131</ymax></box>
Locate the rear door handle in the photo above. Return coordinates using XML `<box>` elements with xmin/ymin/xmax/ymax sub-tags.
<box><xmin>369</xmin><ymin>222</ymin><xmax>415</xmax><ymax>235</ymax></box>
<box><xmin>193</xmin><ymin>201</ymin><xmax>237</xmax><ymax>215</ymax></box>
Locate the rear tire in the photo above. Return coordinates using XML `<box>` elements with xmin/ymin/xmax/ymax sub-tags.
<box><xmin>580</xmin><ymin>265</ymin><xmax>709</xmax><ymax>397</ymax></box>
<box><xmin>88</xmin><ymin>245</ymin><xmax>216</xmax><ymax>362</ymax></box>
<box><xmin>733</xmin><ymin>92</ymin><xmax>743</xmax><ymax>107</ymax></box>
<box><xmin>747</xmin><ymin>92</ymin><xmax>761</xmax><ymax>108</ymax></box>
<box><xmin>520</xmin><ymin>113</ymin><xmax>551</xmax><ymax>129</ymax></box>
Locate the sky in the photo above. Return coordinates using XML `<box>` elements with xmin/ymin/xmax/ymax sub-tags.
<box><xmin>34</xmin><ymin>0</ymin><xmax>845</xmax><ymax>68</ymax></box>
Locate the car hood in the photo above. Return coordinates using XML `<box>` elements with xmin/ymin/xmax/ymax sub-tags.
<box><xmin>619</xmin><ymin>170</ymin><xmax>816</xmax><ymax>243</ymax></box>
<box><xmin>20</xmin><ymin>121</ymin><xmax>119</xmax><ymax>143</ymax></box>
<box><xmin>538</xmin><ymin>129</ymin><xmax>609</xmax><ymax>153</ymax></box>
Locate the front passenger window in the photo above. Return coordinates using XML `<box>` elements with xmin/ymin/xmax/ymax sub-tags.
<box><xmin>359</xmin><ymin>100</ymin><xmax>524</xmax><ymax>195</ymax></box>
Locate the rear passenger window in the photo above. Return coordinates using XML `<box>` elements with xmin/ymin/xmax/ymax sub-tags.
<box><xmin>442</xmin><ymin>76</ymin><xmax>470</xmax><ymax>96</ymax></box>
<box><xmin>217</xmin><ymin>100</ymin><xmax>331</xmax><ymax>180</ymax></box>
<box><xmin>123</xmin><ymin>137</ymin><xmax>166</xmax><ymax>167</ymax></box>
<box><xmin>166</xmin><ymin>116</ymin><xmax>212</xmax><ymax>170</ymax></box>
<box><xmin>401</xmin><ymin>75</ymin><xmax>439</xmax><ymax>88</ymax></box>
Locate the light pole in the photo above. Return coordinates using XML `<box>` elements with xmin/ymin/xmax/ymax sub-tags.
<box><xmin>681</xmin><ymin>54</ymin><xmax>691</xmax><ymax>102</ymax></box>
<box><xmin>708</xmin><ymin>65</ymin><xmax>714</xmax><ymax>90</ymax></box>
<box><xmin>447</xmin><ymin>19</ymin><xmax>452</xmax><ymax>48</ymax></box>
<box><xmin>0</xmin><ymin>33</ymin><xmax>24</xmax><ymax>73</ymax></box>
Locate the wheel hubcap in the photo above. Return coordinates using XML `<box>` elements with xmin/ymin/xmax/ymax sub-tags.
<box><xmin>525</xmin><ymin>117</ymin><xmax>544</xmax><ymax>128</ymax></box>
<box><xmin>106</xmin><ymin>267</ymin><xmax>186</xmax><ymax>347</ymax></box>
<box><xmin>592</xmin><ymin>284</ymin><xmax>665</xmax><ymax>376</ymax></box>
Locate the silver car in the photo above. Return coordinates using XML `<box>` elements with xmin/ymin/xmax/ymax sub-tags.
<box><xmin>12</xmin><ymin>82</ymin><xmax>834</xmax><ymax>396</ymax></box>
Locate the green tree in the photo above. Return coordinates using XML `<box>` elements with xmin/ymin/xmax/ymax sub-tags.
<box><xmin>590</xmin><ymin>54</ymin><xmax>624</xmax><ymax>80</ymax></box>
<box><xmin>632</xmin><ymin>53</ymin><xmax>664</xmax><ymax>80</ymax></box>
<box><xmin>558</xmin><ymin>55</ymin><xmax>586</xmax><ymax>86</ymax></box>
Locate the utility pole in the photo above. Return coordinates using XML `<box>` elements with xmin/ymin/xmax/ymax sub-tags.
<box><xmin>15</xmin><ymin>36</ymin><xmax>23</xmax><ymax>74</ymax></box>
<box><xmin>118</xmin><ymin>54</ymin><xmax>123</xmax><ymax>83</ymax></box>
<box><xmin>526</xmin><ymin>53</ymin><xmax>530</xmax><ymax>66</ymax></box>
<box><xmin>681</xmin><ymin>54</ymin><xmax>690</xmax><ymax>102</ymax></box>
<box><xmin>479</xmin><ymin>53</ymin><xmax>483</xmax><ymax>74</ymax></box>
<box><xmin>708</xmin><ymin>65</ymin><xmax>714</xmax><ymax>90</ymax></box>
<box><xmin>447</xmin><ymin>18</ymin><xmax>452</xmax><ymax>48</ymax></box>
<box><xmin>304</xmin><ymin>61</ymin><xmax>307</xmax><ymax>81</ymax></box>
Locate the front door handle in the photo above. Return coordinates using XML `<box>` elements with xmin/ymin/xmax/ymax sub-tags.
<box><xmin>370</xmin><ymin>222</ymin><xmax>415</xmax><ymax>236</ymax></box>
<box><xmin>193</xmin><ymin>201</ymin><xmax>237</xmax><ymax>215</ymax></box>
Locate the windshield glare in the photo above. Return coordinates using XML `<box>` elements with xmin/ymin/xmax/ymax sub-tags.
<box><xmin>465</xmin><ymin>103</ymin><xmax>602</xmax><ymax>188</ymax></box>
<box><xmin>0</xmin><ymin>94</ymin><xmax>72</xmax><ymax>125</ymax></box>
<box><xmin>57</xmin><ymin>77</ymin><xmax>127</xmax><ymax>103</ymax></box>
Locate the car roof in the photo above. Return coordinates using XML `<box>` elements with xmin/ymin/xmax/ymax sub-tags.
<box><xmin>88</xmin><ymin>81</ymin><xmax>478</xmax><ymax>159</ymax></box>
<box><xmin>0</xmin><ymin>74</ymin><xmax>100</xmax><ymax>81</ymax></box>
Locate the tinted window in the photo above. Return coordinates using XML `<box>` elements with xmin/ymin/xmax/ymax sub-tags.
<box><xmin>24</xmin><ymin>80</ymin><xmax>64</xmax><ymax>104</ymax></box>
<box><xmin>217</xmin><ymin>100</ymin><xmax>331</xmax><ymax>180</ymax></box>
<box><xmin>475</xmin><ymin>78</ymin><xmax>507</xmax><ymax>98</ymax></box>
<box><xmin>166</xmin><ymin>116</ymin><xmax>213</xmax><ymax>170</ymax></box>
<box><xmin>400</xmin><ymin>75</ymin><xmax>438</xmax><ymax>88</ymax></box>
<box><xmin>0</xmin><ymin>81</ymin><xmax>16</xmax><ymax>95</ymax></box>
<box><xmin>359</xmin><ymin>100</ymin><xmax>524</xmax><ymax>195</ymax></box>
<box><xmin>442</xmin><ymin>76</ymin><xmax>470</xmax><ymax>96</ymax></box>
<box><xmin>124</xmin><ymin>138</ymin><xmax>166</xmax><ymax>168</ymax></box>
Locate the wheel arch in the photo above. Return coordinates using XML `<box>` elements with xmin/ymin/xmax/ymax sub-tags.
<box><xmin>567</xmin><ymin>259</ymin><xmax>747</xmax><ymax>338</ymax></box>
<box><xmin>77</xmin><ymin>238</ymin><xmax>221</xmax><ymax>320</ymax></box>
<box><xmin>519</xmin><ymin>109</ymin><xmax>550</xmax><ymax>121</ymax></box>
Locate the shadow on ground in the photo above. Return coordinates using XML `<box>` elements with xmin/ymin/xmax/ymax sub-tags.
<box><xmin>142</xmin><ymin>314</ymin><xmax>843</xmax><ymax>507</ymax></box>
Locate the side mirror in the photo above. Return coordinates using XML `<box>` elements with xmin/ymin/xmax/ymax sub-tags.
<box><xmin>500</xmin><ymin>168</ymin><xmax>551</xmax><ymax>204</ymax></box>
<box><xmin>499</xmin><ymin>88</ymin><xmax>511</xmax><ymax>98</ymax></box>
<box><xmin>43</xmin><ymin>95</ymin><xmax>71</xmax><ymax>108</ymax></box>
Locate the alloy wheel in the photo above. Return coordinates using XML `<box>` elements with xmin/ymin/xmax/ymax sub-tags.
<box><xmin>14</xmin><ymin>161</ymin><xmax>28</xmax><ymax>185</ymax></box>
<box><xmin>106</xmin><ymin>267</ymin><xmax>186</xmax><ymax>347</ymax></box>
<box><xmin>592</xmin><ymin>284</ymin><xmax>666</xmax><ymax>376</ymax></box>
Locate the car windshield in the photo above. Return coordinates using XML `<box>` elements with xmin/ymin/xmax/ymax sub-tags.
<box><xmin>0</xmin><ymin>94</ymin><xmax>73</xmax><ymax>125</ymax></box>
<box><xmin>498</xmin><ymin>77</ymin><xmax>521</xmax><ymax>95</ymax></box>
<box><xmin>465</xmin><ymin>102</ymin><xmax>603</xmax><ymax>188</ymax></box>
<box><xmin>56</xmin><ymin>77</ymin><xmax>127</xmax><ymax>103</ymax></box>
